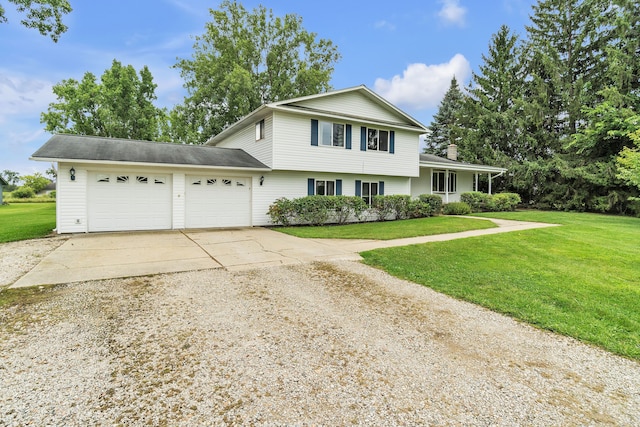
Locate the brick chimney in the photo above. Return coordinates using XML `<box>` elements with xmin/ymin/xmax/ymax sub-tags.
<box><xmin>447</xmin><ymin>144</ymin><xmax>458</xmax><ymax>161</ymax></box>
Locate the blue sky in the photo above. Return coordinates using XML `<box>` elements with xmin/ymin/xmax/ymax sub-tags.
<box><xmin>0</xmin><ymin>0</ymin><xmax>535</xmax><ymax>176</ymax></box>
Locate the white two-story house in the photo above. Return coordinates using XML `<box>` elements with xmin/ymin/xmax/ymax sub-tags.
<box><xmin>31</xmin><ymin>85</ymin><xmax>505</xmax><ymax>233</ymax></box>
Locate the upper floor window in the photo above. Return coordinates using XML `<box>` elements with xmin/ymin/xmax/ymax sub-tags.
<box><xmin>432</xmin><ymin>170</ymin><xmax>457</xmax><ymax>193</ymax></box>
<box><xmin>311</xmin><ymin>119</ymin><xmax>351</xmax><ymax>149</ymax></box>
<box><xmin>255</xmin><ymin>119</ymin><xmax>265</xmax><ymax>141</ymax></box>
<box><xmin>367</xmin><ymin>128</ymin><xmax>389</xmax><ymax>152</ymax></box>
<box><xmin>320</xmin><ymin>122</ymin><xmax>345</xmax><ymax>147</ymax></box>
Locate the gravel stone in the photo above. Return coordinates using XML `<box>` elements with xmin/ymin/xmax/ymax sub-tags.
<box><xmin>1</xmin><ymin>239</ymin><xmax>639</xmax><ymax>426</ymax></box>
<box><xmin>0</xmin><ymin>236</ymin><xmax>67</xmax><ymax>287</ymax></box>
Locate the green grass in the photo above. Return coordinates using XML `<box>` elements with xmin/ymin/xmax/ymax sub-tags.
<box><xmin>275</xmin><ymin>216</ymin><xmax>496</xmax><ymax>240</ymax></box>
<box><xmin>0</xmin><ymin>203</ymin><xmax>56</xmax><ymax>243</ymax></box>
<box><xmin>360</xmin><ymin>211</ymin><xmax>640</xmax><ymax>359</ymax></box>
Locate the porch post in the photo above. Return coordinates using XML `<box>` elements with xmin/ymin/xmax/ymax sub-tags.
<box><xmin>475</xmin><ymin>173</ymin><xmax>479</xmax><ymax>191</ymax></box>
<box><xmin>430</xmin><ymin>169</ymin><xmax>433</xmax><ymax>195</ymax></box>
<box><xmin>445</xmin><ymin>169</ymin><xmax>450</xmax><ymax>203</ymax></box>
<box><xmin>488</xmin><ymin>173</ymin><xmax>492</xmax><ymax>195</ymax></box>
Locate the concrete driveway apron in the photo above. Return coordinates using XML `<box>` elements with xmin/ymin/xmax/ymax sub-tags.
<box><xmin>10</xmin><ymin>228</ymin><xmax>360</xmax><ymax>288</ymax></box>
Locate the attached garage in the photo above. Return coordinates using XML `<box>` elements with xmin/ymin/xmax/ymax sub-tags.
<box><xmin>88</xmin><ymin>171</ymin><xmax>172</xmax><ymax>232</ymax></box>
<box><xmin>185</xmin><ymin>175</ymin><xmax>251</xmax><ymax>228</ymax></box>
<box><xmin>30</xmin><ymin>135</ymin><xmax>269</xmax><ymax>234</ymax></box>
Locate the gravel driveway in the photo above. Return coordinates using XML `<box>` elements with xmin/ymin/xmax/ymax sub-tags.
<box><xmin>1</xmin><ymin>238</ymin><xmax>639</xmax><ymax>425</ymax></box>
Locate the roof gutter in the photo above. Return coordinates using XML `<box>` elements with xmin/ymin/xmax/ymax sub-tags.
<box><xmin>29</xmin><ymin>157</ymin><xmax>272</xmax><ymax>172</ymax></box>
<box><xmin>419</xmin><ymin>161</ymin><xmax>507</xmax><ymax>173</ymax></box>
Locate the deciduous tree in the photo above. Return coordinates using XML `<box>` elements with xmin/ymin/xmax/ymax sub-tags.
<box><xmin>21</xmin><ymin>172</ymin><xmax>50</xmax><ymax>193</ymax></box>
<box><xmin>41</xmin><ymin>59</ymin><xmax>170</xmax><ymax>141</ymax></box>
<box><xmin>172</xmin><ymin>0</ymin><xmax>340</xmax><ymax>144</ymax></box>
<box><xmin>617</xmin><ymin>128</ymin><xmax>640</xmax><ymax>192</ymax></box>
<box><xmin>0</xmin><ymin>0</ymin><xmax>72</xmax><ymax>42</ymax></box>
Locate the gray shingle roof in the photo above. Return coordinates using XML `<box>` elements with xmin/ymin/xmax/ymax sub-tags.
<box><xmin>32</xmin><ymin>134</ymin><xmax>269</xmax><ymax>170</ymax></box>
<box><xmin>420</xmin><ymin>153</ymin><xmax>463</xmax><ymax>165</ymax></box>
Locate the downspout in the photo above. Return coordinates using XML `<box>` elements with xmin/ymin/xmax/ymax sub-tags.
<box><xmin>488</xmin><ymin>171</ymin><xmax>505</xmax><ymax>195</ymax></box>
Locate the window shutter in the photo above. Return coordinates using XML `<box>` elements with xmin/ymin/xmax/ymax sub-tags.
<box><xmin>379</xmin><ymin>181</ymin><xmax>385</xmax><ymax>195</ymax></box>
<box><xmin>311</xmin><ymin>120</ymin><xmax>318</xmax><ymax>146</ymax></box>
<box><xmin>336</xmin><ymin>179</ymin><xmax>342</xmax><ymax>195</ymax></box>
<box><xmin>345</xmin><ymin>124</ymin><xmax>352</xmax><ymax>150</ymax></box>
<box><xmin>389</xmin><ymin>131</ymin><xmax>395</xmax><ymax>154</ymax></box>
<box><xmin>355</xmin><ymin>180</ymin><xmax>362</xmax><ymax>197</ymax></box>
<box><xmin>308</xmin><ymin>178</ymin><xmax>315</xmax><ymax>195</ymax></box>
<box><xmin>360</xmin><ymin>127</ymin><xmax>367</xmax><ymax>151</ymax></box>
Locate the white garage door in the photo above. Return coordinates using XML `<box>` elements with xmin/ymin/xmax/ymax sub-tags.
<box><xmin>88</xmin><ymin>172</ymin><xmax>172</xmax><ymax>232</ymax></box>
<box><xmin>185</xmin><ymin>175</ymin><xmax>251</xmax><ymax>228</ymax></box>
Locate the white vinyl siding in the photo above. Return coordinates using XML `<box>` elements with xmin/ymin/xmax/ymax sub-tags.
<box><xmin>272</xmin><ymin>111</ymin><xmax>419</xmax><ymax>177</ymax></box>
<box><xmin>214</xmin><ymin>115</ymin><xmax>274</xmax><ymax>167</ymax></box>
<box><xmin>56</xmin><ymin>163</ymin><xmax>88</xmax><ymax>233</ymax></box>
<box><xmin>289</xmin><ymin>91</ymin><xmax>402</xmax><ymax>123</ymax></box>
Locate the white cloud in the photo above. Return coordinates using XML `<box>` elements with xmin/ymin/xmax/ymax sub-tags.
<box><xmin>0</xmin><ymin>71</ymin><xmax>55</xmax><ymax>124</ymax></box>
<box><xmin>438</xmin><ymin>0</ymin><xmax>467</xmax><ymax>27</ymax></box>
<box><xmin>375</xmin><ymin>20</ymin><xmax>396</xmax><ymax>31</ymax></box>
<box><xmin>373</xmin><ymin>54</ymin><xmax>471</xmax><ymax>110</ymax></box>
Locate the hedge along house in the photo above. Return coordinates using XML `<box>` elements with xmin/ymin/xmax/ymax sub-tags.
<box><xmin>0</xmin><ymin>175</ymin><xmax>8</xmax><ymax>204</ymax></box>
<box><xmin>31</xmin><ymin>86</ymin><xmax>505</xmax><ymax>234</ymax></box>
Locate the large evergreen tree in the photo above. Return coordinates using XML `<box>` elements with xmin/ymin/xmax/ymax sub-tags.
<box><xmin>171</xmin><ymin>0</ymin><xmax>340</xmax><ymax>144</ymax></box>
<box><xmin>458</xmin><ymin>25</ymin><xmax>523</xmax><ymax>167</ymax></box>
<box><xmin>525</xmin><ymin>0</ymin><xmax>603</xmax><ymax>137</ymax></box>
<box><xmin>456</xmin><ymin>0</ymin><xmax>640</xmax><ymax>212</ymax></box>
<box><xmin>561</xmin><ymin>1</ymin><xmax>640</xmax><ymax>212</ymax></box>
<box><xmin>424</xmin><ymin>76</ymin><xmax>464</xmax><ymax>157</ymax></box>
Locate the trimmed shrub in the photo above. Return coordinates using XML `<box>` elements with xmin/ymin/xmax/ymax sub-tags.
<box><xmin>267</xmin><ymin>197</ymin><xmax>296</xmax><ymax>226</ymax></box>
<box><xmin>443</xmin><ymin>201</ymin><xmax>472</xmax><ymax>215</ymax></box>
<box><xmin>292</xmin><ymin>196</ymin><xmax>333</xmax><ymax>226</ymax></box>
<box><xmin>406</xmin><ymin>199</ymin><xmax>433</xmax><ymax>218</ymax></box>
<box><xmin>418</xmin><ymin>194</ymin><xmax>443</xmax><ymax>215</ymax></box>
<box><xmin>487</xmin><ymin>193</ymin><xmax>522</xmax><ymax>211</ymax></box>
<box><xmin>12</xmin><ymin>186</ymin><xmax>36</xmax><ymax>199</ymax></box>
<box><xmin>387</xmin><ymin>195</ymin><xmax>412</xmax><ymax>220</ymax></box>
<box><xmin>329</xmin><ymin>195</ymin><xmax>368</xmax><ymax>224</ymax></box>
<box><xmin>268</xmin><ymin>195</ymin><xmax>369</xmax><ymax>226</ymax></box>
<box><xmin>49</xmin><ymin>191</ymin><xmax>56</xmax><ymax>199</ymax></box>
<box><xmin>460</xmin><ymin>191</ymin><xmax>491</xmax><ymax>212</ymax></box>
<box><xmin>371</xmin><ymin>195</ymin><xmax>394</xmax><ymax>221</ymax></box>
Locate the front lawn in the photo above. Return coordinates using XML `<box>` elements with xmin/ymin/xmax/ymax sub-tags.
<box><xmin>275</xmin><ymin>216</ymin><xmax>496</xmax><ymax>240</ymax></box>
<box><xmin>0</xmin><ymin>203</ymin><xmax>56</xmax><ymax>243</ymax></box>
<box><xmin>360</xmin><ymin>211</ymin><xmax>640</xmax><ymax>359</ymax></box>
